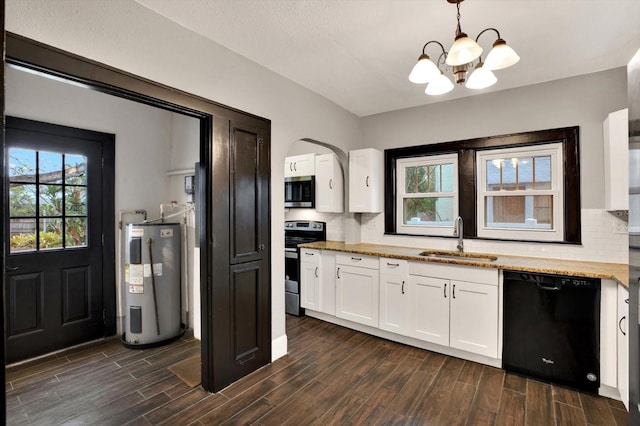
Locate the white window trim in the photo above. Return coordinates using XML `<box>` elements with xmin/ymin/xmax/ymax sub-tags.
<box><xmin>477</xmin><ymin>143</ymin><xmax>564</xmax><ymax>241</ymax></box>
<box><xmin>396</xmin><ymin>153</ymin><xmax>458</xmax><ymax>236</ymax></box>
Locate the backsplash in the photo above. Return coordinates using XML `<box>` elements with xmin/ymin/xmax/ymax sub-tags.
<box><xmin>361</xmin><ymin>209</ymin><xmax>628</xmax><ymax>264</ymax></box>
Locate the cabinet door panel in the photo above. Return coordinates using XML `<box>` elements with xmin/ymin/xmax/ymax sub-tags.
<box><xmin>618</xmin><ymin>286</ymin><xmax>629</xmax><ymax>410</ymax></box>
<box><xmin>410</xmin><ymin>275</ymin><xmax>449</xmax><ymax>346</ymax></box>
<box><xmin>380</xmin><ymin>273</ymin><xmax>410</xmax><ymax>334</ymax></box>
<box><xmin>449</xmin><ymin>280</ymin><xmax>498</xmax><ymax>358</ymax></box>
<box><xmin>336</xmin><ymin>265</ymin><xmax>379</xmax><ymax>327</ymax></box>
<box><xmin>300</xmin><ymin>262</ymin><xmax>320</xmax><ymax>311</ymax></box>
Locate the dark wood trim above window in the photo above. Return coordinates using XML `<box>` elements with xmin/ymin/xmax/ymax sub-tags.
<box><xmin>385</xmin><ymin>126</ymin><xmax>581</xmax><ymax>244</ymax></box>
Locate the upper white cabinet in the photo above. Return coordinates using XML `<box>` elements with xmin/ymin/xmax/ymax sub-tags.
<box><xmin>349</xmin><ymin>148</ymin><xmax>384</xmax><ymax>213</ymax></box>
<box><xmin>336</xmin><ymin>253</ymin><xmax>379</xmax><ymax>327</ymax></box>
<box><xmin>315</xmin><ymin>153</ymin><xmax>344</xmax><ymax>213</ymax></box>
<box><xmin>285</xmin><ymin>153</ymin><xmax>315</xmax><ymax>177</ymax></box>
<box><xmin>603</xmin><ymin>108</ymin><xmax>629</xmax><ymax>211</ymax></box>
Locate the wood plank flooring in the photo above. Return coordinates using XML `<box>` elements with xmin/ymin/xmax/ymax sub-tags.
<box><xmin>6</xmin><ymin>315</ymin><xmax>628</xmax><ymax>425</ymax></box>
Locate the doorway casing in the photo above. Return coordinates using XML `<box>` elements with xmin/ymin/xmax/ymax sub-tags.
<box><xmin>1</xmin><ymin>32</ymin><xmax>272</xmax><ymax>394</ymax></box>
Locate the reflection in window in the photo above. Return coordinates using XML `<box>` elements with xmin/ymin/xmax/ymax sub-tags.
<box><xmin>8</xmin><ymin>148</ymin><xmax>88</xmax><ymax>252</ymax></box>
<box><xmin>477</xmin><ymin>143</ymin><xmax>563</xmax><ymax>241</ymax></box>
<box><xmin>396</xmin><ymin>154</ymin><xmax>458</xmax><ymax>236</ymax></box>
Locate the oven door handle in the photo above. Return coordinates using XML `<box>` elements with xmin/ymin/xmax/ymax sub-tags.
<box><xmin>285</xmin><ymin>251</ymin><xmax>298</xmax><ymax>259</ymax></box>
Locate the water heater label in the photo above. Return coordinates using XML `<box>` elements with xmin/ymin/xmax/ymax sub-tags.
<box><xmin>130</xmin><ymin>228</ymin><xmax>144</xmax><ymax>238</ymax></box>
<box><xmin>129</xmin><ymin>285</ymin><xmax>143</xmax><ymax>294</ymax></box>
<box><xmin>160</xmin><ymin>229</ymin><xmax>174</xmax><ymax>238</ymax></box>
<box><xmin>143</xmin><ymin>263</ymin><xmax>163</xmax><ymax>277</ymax></box>
<box><xmin>129</xmin><ymin>264</ymin><xmax>144</xmax><ymax>285</ymax></box>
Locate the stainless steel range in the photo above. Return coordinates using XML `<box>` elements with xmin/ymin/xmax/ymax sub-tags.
<box><xmin>284</xmin><ymin>220</ymin><xmax>326</xmax><ymax>316</ymax></box>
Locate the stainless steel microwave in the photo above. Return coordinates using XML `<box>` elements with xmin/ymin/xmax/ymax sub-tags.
<box><xmin>284</xmin><ymin>175</ymin><xmax>315</xmax><ymax>208</ymax></box>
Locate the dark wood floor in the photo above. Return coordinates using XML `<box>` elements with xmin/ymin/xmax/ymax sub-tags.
<box><xmin>6</xmin><ymin>314</ymin><xmax>628</xmax><ymax>425</ymax></box>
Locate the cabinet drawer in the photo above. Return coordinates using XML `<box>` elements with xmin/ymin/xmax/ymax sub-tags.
<box><xmin>379</xmin><ymin>258</ymin><xmax>408</xmax><ymax>275</ymax></box>
<box><xmin>336</xmin><ymin>253</ymin><xmax>378</xmax><ymax>269</ymax></box>
<box><xmin>409</xmin><ymin>261</ymin><xmax>498</xmax><ymax>286</ymax></box>
<box><xmin>300</xmin><ymin>249</ymin><xmax>320</xmax><ymax>265</ymax></box>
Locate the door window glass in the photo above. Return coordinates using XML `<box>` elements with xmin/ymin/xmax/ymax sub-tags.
<box><xmin>8</xmin><ymin>148</ymin><xmax>89</xmax><ymax>252</ymax></box>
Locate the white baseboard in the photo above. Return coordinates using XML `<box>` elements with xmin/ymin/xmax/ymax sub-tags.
<box><xmin>599</xmin><ymin>384</ymin><xmax>622</xmax><ymax>401</ymax></box>
<box><xmin>272</xmin><ymin>334</ymin><xmax>288</xmax><ymax>361</ymax></box>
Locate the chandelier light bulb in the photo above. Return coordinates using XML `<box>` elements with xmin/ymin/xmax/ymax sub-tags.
<box><xmin>425</xmin><ymin>72</ymin><xmax>454</xmax><ymax>95</ymax></box>
<box><xmin>466</xmin><ymin>61</ymin><xmax>497</xmax><ymax>89</ymax></box>
<box><xmin>446</xmin><ymin>34</ymin><xmax>483</xmax><ymax>66</ymax></box>
<box><xmin>409</xmin><ymin>54</ymin><xmax>441</xmax><ymax>84</ymax></box>
<box><xmin>484</xmin><ymin>38</ymin><xmax>520</xmax><ymax>70</ymax></box>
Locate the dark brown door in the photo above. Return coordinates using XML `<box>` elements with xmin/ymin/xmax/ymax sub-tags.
<box><xmin>210</xmin><ymin>119</ymin><xmax>271</xmax><ymax>389</ymax></box>
<box><xmin>4</xmin><ymin>117</ymin><xmax>113</xmax><ymax>363</ymax></box>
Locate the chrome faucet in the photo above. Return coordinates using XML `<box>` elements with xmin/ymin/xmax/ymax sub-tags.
<box><xmin>454</xmin><ymin>216</ymin><xmax>463</xmax><ymax>253</ymax></box>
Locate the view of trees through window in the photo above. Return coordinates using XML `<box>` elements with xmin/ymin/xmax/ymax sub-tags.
<box><xmin>402</xmin><ymin>162</ymin><xmax>454</xmax><ymax>226</ymax></box>
<box><xmin>9</xmin><ymin>148</ymin><xmax>88</xmax><ymax>252</ymax></box>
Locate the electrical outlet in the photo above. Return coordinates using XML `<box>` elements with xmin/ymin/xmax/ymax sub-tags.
<box><xmin>614</xmin><ymin>221</ymin><xmax>628</xmax><ymax>234</ymax></box>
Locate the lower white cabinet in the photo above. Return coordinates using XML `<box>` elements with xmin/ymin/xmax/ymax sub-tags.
<box><xmin>300</xmin><ymin>249</ymin><xmax>320</xmax><ymax>311</ymax></box>
<box><xmin>336</xmin><ymin>253</ymin><xmax>379</xmax><ymax>327</ymax></box>
<box><xmin>618</xmin><ymin>285</ymin><xmax>629</xmax><ymax>410</ymax></box>
<box><xmin>379</xmin><ymin>259</ymin><xmax>411</xmax><ymax>335</ymax></box>
<box><xmin>410</xmin><ymin>275</ymin><xmax>450</xmax><ymax>346</ymax></box>
<box><xmin>449</xmin><ymin>280</ymin><xmax>498</xmax><ymax>358</ymax></box>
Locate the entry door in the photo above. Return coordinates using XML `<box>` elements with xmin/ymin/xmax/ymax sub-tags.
<box><xmin>4</xmin><ymin>117</ymin><xmax>111</xmax><ymax>363</ymax></box>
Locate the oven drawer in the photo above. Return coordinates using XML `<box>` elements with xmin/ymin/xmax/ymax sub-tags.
<box><xmin>285</xmin><ymin>280</ymin><xmax>299</xmax><ymax>293</ymax></box>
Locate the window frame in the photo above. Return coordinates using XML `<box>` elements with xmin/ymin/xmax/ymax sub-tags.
<box><xmin>476</xmin><ymin>143</ymin><xmax>564</xmax><ymax>241</ymax></box>
<box><xmin>384</xmin><ymin>126</ymin><xmax>581</xmax><ymax>244</ymax></box>
<box><xmin>396</xmin><ymin>153</ymin><xmax>458</xmax><ymax>236</ymax></box>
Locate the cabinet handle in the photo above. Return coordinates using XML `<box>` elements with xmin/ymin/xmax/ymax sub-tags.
<box><xmin>620</xmin><ymin>316</ymin><xmax>627</xmax><ymax>336</ymax></box>
<box><xmin>337</xmin><ymin>267</ymin><xmax>341</xmax><ymax>279</ymax></box>
<box><xmin>351</xmin><ymin>257</ymin><xmax>362</xmax><ymax>261</ymax></box>
<box><xmin>626</xmin><ymin>298</ymin><xmax>629</xmax><ymax>304</ymax></box>
<box><xmin>289</xmin><ymin>163</ymin><xmax>293</xmax><ymax>171</ymax></box>
<box><xmin>315</xmin><ymin>266</ymin><xmax>319</xmax><ymax>278</ymax></box>
<box><xmin>444</xmin><ymin>283</ymin><xmax>447</xmax><ymax>298</ymax></box>
<box><xmin>453</xmin><ymin>284</ymin><xmax>456</xmax><ymax>299</ymax></box>
<box><xmin>387</xmin><ymin>262</ymin><xmax>399</xmax><ymax>267</ymax></box>
<box><xmin>366</xmin><ymin>176</ymin><xmax>370</xmax><ymax>187</ymax></box>
<box><xmin>401</xmin><ymin>280</ymin><xmax>405</xmax><ymax>295</ymax></box>
<box><xmin>294</xmin><ymin>162</ymin><xmax>297</xmax><ymax>171</ymax></box>
<box><xmin>329</xmin><ymin>178</ymin><xmax>333</xmax><ymax>189</ymax></box>
<box><xmin>305</xmin><ymin>252</ymin><xmax>314</xmax><ymax>256</ymax></box>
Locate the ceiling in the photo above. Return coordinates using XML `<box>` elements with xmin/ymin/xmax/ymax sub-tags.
<box><xmin>135</xmin><ymin>0</ymin><xmax>640</xmax><ymax>117</ymax></box>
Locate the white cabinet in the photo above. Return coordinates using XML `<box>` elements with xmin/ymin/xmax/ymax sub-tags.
<box><xmin>336</xmin><ymin>253</ymin><xmax>379</xmax><ymax>327</ymax></box>
<box><xmin>300</xmin><ymin>249</ymin><xmax>321</xmax><ymax>311</ymax></box>
<box><xmin>408</xmin><ymin>261</ymin><xmax>499</xmax><ymax>358</ymax></box>
<box><xmin>410</xmin><ymin>274</ymin><xmax>450</xmax><ymax>346</ymax></box>
<box><xmin>379</xmin><ymin>259</ymin><xmax>411</xmax><ymax>335</ymax></box>
<box><xmin>603</xmin><ymin>108</ymin><xmax>629</xmax><ymax>211</ymax></box>
<box><xmin>348</xmin><ymin>148</ymin><xmax>384</xmax><ymax>213</ymax></box>
<box><xmin>320</xmin><ymin>250</ymin><xmax>336</xmax><ymax>316</ymax></box>
<box><xmin>285</xmin><ymin>153</ymin><xmax>315</xmax><ymax>177</ymax></box>
<box><xmin>449</xmin><ymin>280</ymin><xmax>498</xmax><ymax>358</ymax></box>
<box><xmin>315</xmin><ymin>153</ymin><xmax>344</xmax><ymax>213</ymax></box>
<box><xmin>618</xmin><ymin>285</ymin><xmax>629</xmax><ymax>410</ymax></box>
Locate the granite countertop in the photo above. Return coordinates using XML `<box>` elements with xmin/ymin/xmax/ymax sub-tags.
<box><xmin>298</xmin><ymin>241</ymin><xmax>629</xmax><ymax>288</ymax></box>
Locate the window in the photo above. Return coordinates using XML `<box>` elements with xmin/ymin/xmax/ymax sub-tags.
<box><xmin>384</xmin><ymin>126</ymin><xmax>580</xmax><ymax>244</ymax></box>
<box><xmin>9</xmin><ymin>148</ymin><xmax>88</xmax><ymax>252</ymax></box>
<box><xmin>396</xmin><ymin>153</ymin><xmax>458</xmax><ymax>236</ymax></box>
<box><xmin>477</xmin><ymin>143</ymin><xmax>564</xmax><ymax>241</ymax></box>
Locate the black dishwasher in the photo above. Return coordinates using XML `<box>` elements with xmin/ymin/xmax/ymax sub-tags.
<box><xmin>503</xmin><ymin>271</ymin><xmax>600</xmax><ymax>393</ymax></box>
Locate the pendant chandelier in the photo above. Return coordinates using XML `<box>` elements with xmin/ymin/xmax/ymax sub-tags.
<box><xmin>409</xmin><ymin>0</ymin><xmax>520</xmax><ymax>95</ymax></box>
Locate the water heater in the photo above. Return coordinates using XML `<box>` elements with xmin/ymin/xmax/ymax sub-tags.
<box><xmin>123</xmin><ymin>222</ymin><xmax>182</xmax><ymax>347</ymax></box>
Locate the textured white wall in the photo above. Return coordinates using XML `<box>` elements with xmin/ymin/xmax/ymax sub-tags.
<box><xmin>6</xmin><ymin>0</ymin><xmax>363</xmax><ymax>356</ymax></box>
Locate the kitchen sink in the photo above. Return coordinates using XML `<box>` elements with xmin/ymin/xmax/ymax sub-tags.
<box><xmin>418</xmin><ymin>250</ymin><xmax>498</xmax><ymax>262</ymax></box>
